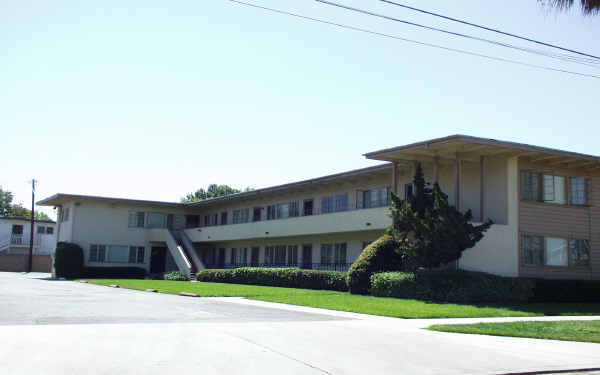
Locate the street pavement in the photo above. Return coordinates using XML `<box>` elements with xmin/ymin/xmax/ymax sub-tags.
<box><xmin>1</xmin><ymin>272</ymin><xmax>599</xmax><ymax>375</ymax></box>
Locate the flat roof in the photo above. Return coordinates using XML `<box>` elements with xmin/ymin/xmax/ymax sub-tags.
<box><xmin>0</xmin><ymin>216</ymin><xmax>56</xmax><ymax>224</ymax></box>
<box><xmin>37</xmin><ymin>163</ymin><xmax>393</xmax><ymax>208</ymax></box>
<box><xmin>364</xmin><ymin>134</ymin><xmax>600</xmax><ymax>170</ymax></box>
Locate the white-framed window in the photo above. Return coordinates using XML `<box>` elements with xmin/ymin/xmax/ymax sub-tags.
<box><xmin>522</xmin><ymin>234</ymin><xmax>591</xmax><ymax>267</ymax></box>
<box><xmin>89</xmin><ymin>244</ymin><xmax>106</xmax><ymax>262</ymax></box>
<box><xmin>543</xmin><ymin>175</ymin><xmax>566</xmax><ymax>204</ymax></box>
<box><xmin>335</xmin><ymin>194</ymin><xmax>348</xmax><ymax>212</ymax></box>
<box><xmin>46</xmin><ymin>227</ymin><xmax>54</xmax><ymax>235</ymax></box>
<box><xmin>287</xmin><ymin>245</ymin><xmax>298</xmax><ymax>265</ymax></box>
<box><xmin>334</xmin><ymin>243</ymin><xmax>347</xmax><ymax>264</ymax></box>
<box><xmin>240</xmin><ymin>208</ymin><xmax>249</xmax><ymax>223</ymax></box>
<box><xmin>570</xmin><ymin>239</ymin><xmax>590</xmax><ymax>266</ymax></box>
<box><xmin>267</xmin><ymin>205</ymin><xmax>276</xmax><ymax>220</ymax></box>
<box><xmin>128</xmin><ymin>211</ymin><xmax>145</xmax><ymax>228</ymax></box>
<box><xmin>521</xmin><ymin>171</ymin><xmax>568</xmax><ymax>205</ymax></box>
<box><xmin>275</xmin><ymin>245</ymin><xmax>286</xmax><ymax>264</ymax></box>
<box><xmin>37</xmin><ymin>226</ymin><xmax>46</xmax><ymax>234</ymax></box>
<box><xmin>545</xmin><ymin>237</ymin><xmax>568</xmax><ymax>266</ymax></box>
<box><xmin>362</xmin><ymin>187</ymin><xmax>390</xmax><ymax>208</ymax></box>
<box><xmin>321</xmin><ymin>196</ymin><xmax>334</xmax><ymax>214</ymax></box>
<box><xmin>233</xmin><ymin>210</ymin><xmax>240</xmax><ymax>224</ymax></box>
<box><xmin>146</xmin><ymin>212</ymin><xmax>166</xmax><ymax>228</ymax></box>
<box><xmin>129</xmin><ymin>246</ymin><xmax>145</xmax><ymax>264</ymax></box>
<box><xmin>570</xmin><ymin>177</ymin><xmax>588</xmax><ymax>205</ymax></box>
<box><xmin>289</xmin><ymin>201</ymin><xmax>300</xmax><ymax>217</ymax></box>
<box><xmin>320</xmin><ymin>244</ymin><xmax>333</xmax><ymax>264</ymax></box>
<box><xmin>265</xmin><ymin>246</ymin><xmax>274</xmax><ymax>264</ymax></box>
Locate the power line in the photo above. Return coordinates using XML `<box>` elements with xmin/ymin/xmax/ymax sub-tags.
<box><xmin>315</xmin><ymin>0</ymin><xmax>600</xmax><ymax>68</ymax></box>
<box><xmin>226</xmin><ymin>0</ymin><xmax>600</xmax><ymax>80</ymax></box>
<box><xmin>378</xmin><ymin>0</ymin><xmax>600</xmax><ymax>61</ymax></box>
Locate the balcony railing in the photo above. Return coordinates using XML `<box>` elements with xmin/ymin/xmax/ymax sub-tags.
<box><xmin>205</xmin><ymin>263</ymin><xmax>354</xmax><ymax>272</ymax></box>
<box><xmin>9</xmin><ymin>235</ymin><xmax>41</xmax><ymax>247</ymax></box>
<box><xmin>189</xmin><ymin>198</ymin><xmax>391</xmax><ymax>229</ymax></box>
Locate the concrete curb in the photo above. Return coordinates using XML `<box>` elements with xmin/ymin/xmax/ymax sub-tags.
<box><xmin>145</xmin><ymin>289</ymin><xmax>158</xmax><ymax>293</ymax></box>
<box><xmin>179</xmin><ymin>292</ymin><xmax>200</xmax><ymax>297</ymax></box>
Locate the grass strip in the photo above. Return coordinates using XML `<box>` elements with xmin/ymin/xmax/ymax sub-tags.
<box><xmin>429</xmin><ymin>320</ymin><xmax>600</xmax><ymax>343</ymax></box>
<box><xmin>81</xmin><ymin>279</ymin><xmax>600</xmax><ymax>319</ymax></box>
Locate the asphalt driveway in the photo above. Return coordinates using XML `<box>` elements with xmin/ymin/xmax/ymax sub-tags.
<box><xmin>1</xmin><ymin>272</ymin><xmax>599</xmax><ymax>375</ymax></box>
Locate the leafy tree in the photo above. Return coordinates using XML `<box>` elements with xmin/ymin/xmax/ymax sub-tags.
<box><xmin>181</xmin><ymin>184</ymin><xmax>253</xmax><ymax>203</ymax></box>
<box><xmin>0</xmin><ymin>187</ymin><xmax>13</xmax><ymax>217</ymax></box>
<box><xmin>539</xmin><ymin>0</ymin><xmax>599</xmax><ymax>15</ymax></box>
<box><xmin>388</xmin><ymin>163</ymin><xmax>493</xmax><ymax>271</ymax></box>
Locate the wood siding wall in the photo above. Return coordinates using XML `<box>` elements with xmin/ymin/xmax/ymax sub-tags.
<box><xmin>518</xmin><ymin>159</ymin><xmax>599</xmax><ymax>280</ymax></box>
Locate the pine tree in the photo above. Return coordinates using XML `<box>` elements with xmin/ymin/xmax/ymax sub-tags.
<box><xmin>388</xmin><ymin>163</ymin><xmax>492</xmax><ymax>270</ymax></box>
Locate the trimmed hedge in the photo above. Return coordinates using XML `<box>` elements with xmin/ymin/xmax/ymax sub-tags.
<box><xmin>371</xmin><ymin>271</ymin><xmax>535</xmax><ymax>303</ymax></box>
<box><xmin>163</xmin><ymin>271</ymin><xmax>189</xmax><ymax>281</ymax></box>
<box><xmin>82</xmin><ymin>267</ymin><xmax>146</xmax><ymax>279</ymax></box>
<box><xmin>54</xmin><ymin>242</ymin><xmax>84</xmax><ymax>279</ymax></box>
<box><xmin>346</xmin><ymin>235</ymin><xmax>404</xmax><ymax>294</ymax></box>
<box><xmin>371</xmin><ymin>271</ymin><xmax>600</xmax><ymax>303</ymax></box>
<box><xmin>196</xmin><ymin>267</ymin><xmax>347</xmax><ymax>291</ymax></box>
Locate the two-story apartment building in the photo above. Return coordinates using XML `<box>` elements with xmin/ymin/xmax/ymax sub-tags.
<box><xmin>37</xmin><ymin>135</ymin><xmax>600</xmax><ymax>280</ymax></box>
<box><xmin>0</xmin><ymin>217</ymin><xmax>57</xmax><ymax>272</ymax></box>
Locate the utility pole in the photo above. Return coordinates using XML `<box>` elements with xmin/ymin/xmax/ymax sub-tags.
<box><xmin>28</xmin><ymin>179</ymin><xmax>36</xmax><ymax>273</ymax></box>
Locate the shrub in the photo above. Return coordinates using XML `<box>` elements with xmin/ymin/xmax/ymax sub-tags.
<box><xmin>196</xmin><ymin>267</ymin><xmax>347</xmax><ymax>291</ymax></box>
<box><xmin>370</xmin><ymin>270</ymin><xmax>534</xmax><ymax>304</ymax></box>
<box><xmin>82</xmin><ymin>267</ymin><xmax>146</xmax><ymax>279</ymax></box>
<box><xmin>531</xmin><ymin>279</ymin><xmax>600</xmax><ymax>302</ymax></box>
<box><xmin>54</xmin><ymin>242</ymin><xmax>84</xmax><ymax>279</ymax></box>
<box><xmin>163</xmin><ymin>271</ymin><xmax>189</xmax><ymax>281</ymax></box>
<box><xmin>346</xmin><ymin>235</ymin><xmax>404</xmax><ymax>294</ymax></box>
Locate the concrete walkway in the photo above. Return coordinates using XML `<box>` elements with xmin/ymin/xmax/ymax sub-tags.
<box><xmin>1</xmin><ymin>272</ymin><xmax>599</xmax><ymax>375</ymax></box>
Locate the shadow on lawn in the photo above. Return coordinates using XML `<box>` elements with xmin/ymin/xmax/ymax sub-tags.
<box><xmin>474</xmin><ymin>302</ymin><xmax>600</xmax><ymax>316</ymax></box>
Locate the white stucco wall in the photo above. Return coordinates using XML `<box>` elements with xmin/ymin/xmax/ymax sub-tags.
<box><xmin>458</xmin><ymin>157</ymin><xmax>519</xmax><ymax>277</ymax></box>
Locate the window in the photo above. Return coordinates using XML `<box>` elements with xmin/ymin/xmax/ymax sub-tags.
<box><xmin>265</xmin><ymin>246</ymin><xmax>274</xmax><ymax>265</ymax></box>
<box><xmin>321</xmin><ymin>244</ymin><xmax>333</xmax><ymax>264</ymax></box>
<box><xmin>335</xmin><ymin>194</ymin><xmax>348</xmax><ymax>212</ymax></box>
<box><xmin>521</xmin><ymin>171</ymin><xmax>566</xmax><ymax>204</ymax></box>
<box><xmin>128</xmin><ymin>211</ymin><xmax>145</xmax><ymax>228</ymax></box>
<box><xmin>89</xmin><ymin>244</ymin><xmax>106</xmax><ymax>262</ymax></box>
<box><xmin>289</xmin><ymin>201</ymin><xmax>299</xmax><ymax>217</ymax></box>
<box><xmin>569</xmin><ymin>239</ymin><xmax>590</xmax><ymax>266</ymax></box>
<box><xmin>267</xmin><ymin>205</ymin><xmax>276</xmax><ymax>220</ymax></box>
<box><xmin>275</xmin><ymin>245</ymin><xmax>286</xmax><ymax>264</ymax></box>
<box><xmin>253</xmin><ymin>207</ymin><xmax>262</xmax><ymax>222</ymax></box>
<box><xmin>287</xmin><ymin>245</ymin><xmax>298</xmax><ymax>266</ymax></box>
<box><xmin>129</xmin><ymin>246</ymin><xmax>145</xmax><ymax>264</ymax></box>
<box><xmin>545</xmin><ymin>237</ymin><xmax>568</xmax><ymax>266</ymax></box>
<box><xmin>276</xmin><ymin>203</ymin><xmax>289</xmax><ymax>219</ymax></box>
<box><xmin>220</xmin><ymin>212</ymin><xmax>228</xmax><ymax>225</ymax></box>
<box><xmin>210</xmin><ymin>214</ymin><xmax>218</xmax><ymax>226</ymax></box>
<box><xmin>240</xmin><ymin>208</ymin><xmax>249</xmax><ymax>223</ymax></box>
<box><xmin>46</xmin><ymin>227</ymin><xmax>54</xmax><ymax>235</ymax></box>
<box><xmin>362</xmin><ymin>187</ymin><xmax>390</xmax><ymax>208</ymax></box>
<box><xmin>321</xmin><ymin>196</ymin><xmax>334</xmax><ymax>214</ymax></box>
<box><xmin>231</xmin><ymin>248</ymin><xmax>247</xmax><ymax>265</ymax></box>
<box><xmin>37</xmin><ymin>226</ymin><xmax>46</xmax><ymax>234</ymax></box>
<box><xmin>543</xmin><ymin>175</ymin><xmax>566</xmax><ymax>204</ymax></box>
<box><xmin>108</xmin><ymin>245</ymin><xmax>129</xmax><ymax>263</ymax></box>
<box><xmin>232</xmin><ymin>210</ymin><xmax>240</xmax><ymax>224</ymax></box>
<box><xmin>570</xmin><ymin>177</ymin><xmax>588</xmax><ymax>205</ymax></box>
<box><xmin>146</xmin><ymin>213</ymin><xmax>166</xmax><ymax>228</ymax></box>
<box><xmin>11</xmin><ymin>225</ymin><xmax>23</xmax><ymax>235</ymax></box>
<box><xmin>334</xmin><ymin>243</ymin><xmax>347</xmax><ymax>264</ymax></box>
<box><xmin>522</xmin><ymin>235</ymin><xmax>543</xmax><ymax>266</ymax></box>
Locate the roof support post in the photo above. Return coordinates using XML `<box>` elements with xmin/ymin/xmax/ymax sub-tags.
<box><xmin>392</xmin><ymin>162</ymin><xmax>399</xmax><ymax>195</ymax></box>
<box><xmin>480</xmin><ymin>155</ymin><xmax>485</xmax><ymax>222</ymax></box>
<box><xmin>455</xmin><ymin>153</ymin><xmax>462</xmax><ymax>210</ymax></box>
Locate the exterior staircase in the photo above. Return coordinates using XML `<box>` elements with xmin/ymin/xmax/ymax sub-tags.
<box><xmin>168</xmin><ymin>230</ymin><xmax>205</xmax><ymax>278</ymax></box>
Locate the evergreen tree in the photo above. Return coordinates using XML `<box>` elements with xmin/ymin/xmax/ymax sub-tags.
<box><xmin>388</xmin><ymin>163</ymin><xmax>493</xmax><ymax>270</ymax></box>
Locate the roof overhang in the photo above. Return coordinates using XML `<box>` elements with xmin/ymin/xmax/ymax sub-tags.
<box><xmin>37</xmin><ymin>194</ymin><xmax>185</xmax><ymax>208</ymax></box>
<box><xmin>364</xmin><ymin>134</ymin><xmax>600</xmax><ymax>172</ymax></box>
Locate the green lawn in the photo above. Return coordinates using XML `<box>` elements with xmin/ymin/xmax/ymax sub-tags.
<box><xmin>81</xmin><ymin>279</ymin><xmax>600</xmax><ymax>319</ymax></box>
<box><xmin>429</xmin><ymin>320</ymin><xmax>600</xmax><ymax>343</ymax></box>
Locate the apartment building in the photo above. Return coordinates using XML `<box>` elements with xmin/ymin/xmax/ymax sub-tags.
<box><xmin>38</xmin><ymin>135</ymin><xmax>600</xmax><ymax>280</ymax></box>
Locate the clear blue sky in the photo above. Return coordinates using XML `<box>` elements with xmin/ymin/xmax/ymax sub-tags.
<box><xmin>1</xmin><ymin>0</ymin><xmax>598</xmax><ymax>220</ymax></box>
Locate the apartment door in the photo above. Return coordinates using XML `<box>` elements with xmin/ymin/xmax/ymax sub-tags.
<box><xmin>251</xmin><ymin>247</ymin><xmax>260</xmax><ymax>266</ymax></box>
<box><xmin>303</xmin><ymin>200</ymin><xmax>313</xmax><ymax>216</ymax></box>
<box><xmin>302</xmin><ymin>245</ymin><xmax>312</xmax><ymax>269</ymax></box>
<box><xmin>150</xmin><ymin>247</ymin><xmax>167</xmax><ymax>274</ymax></box>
